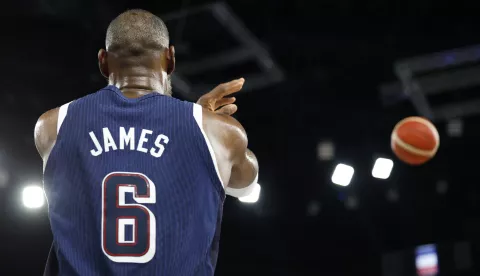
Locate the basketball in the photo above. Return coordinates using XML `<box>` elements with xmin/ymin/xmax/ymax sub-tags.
<box><xmin>391</xmin><ymin>117</ymin><xmax>440</xmax><ymax>165</ymax></box>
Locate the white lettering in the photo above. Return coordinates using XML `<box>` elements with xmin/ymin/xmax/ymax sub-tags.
<box><xmin>88</xmin><ymin>127</ymin><xmax>168</xmax><ymax>158</ymax></box>
<box><xmin>119</xmin><ymin>127</ymin><xmax>135</xmax><ymax>150</ymax></box>
<box><xmin>137</xmin><ymin>129</ymin><xmax>153</xmax><ymax>153</ymax></box>
<box><xmin>150</xmin><ymin>134</ymin><xmax>169</xmax><ymax>158</ymax></box>
<box><xmin>89</xmin><ymin>131</ymin><xmax>103</xmax><ymax>156</ymax></box>
<box><xmin>103</xmin><ymin>127</ymin><xmax>118</xmax><ymax>152</ymax></box>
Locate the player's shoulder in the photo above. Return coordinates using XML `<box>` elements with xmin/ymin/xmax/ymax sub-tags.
<box><xmin>34</xmin><ymin>107</ymin><xmax>60</xmax><ymax>159</ymax></box>
<box><xmin>201</xmin><ymin>106</ymin><xmax>248</xmax><ymax>155</ymax></box>
<box><xmin>36</xmin><ymin>107</ymin><xmax>60</xmax><ymax>132</ymax></box>
<box><xmin>201</xmin><ymin>106</ymin><xmax>245</xmax><ymax>132</ymax></box>
<box><xmin>202</xmin><ymin>107</ymin><xmax>245</xmax><ymax>134</ymax></box>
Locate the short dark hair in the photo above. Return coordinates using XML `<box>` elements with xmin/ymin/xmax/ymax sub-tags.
<box><xmin>106</xmin><ymin>9</ymin><xmax>169</xmax><ymax>54</ymax></box>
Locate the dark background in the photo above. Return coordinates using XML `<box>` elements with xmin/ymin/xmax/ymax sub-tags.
<box><xmin>1</xmin><ymin>0</ymin><xmax>480</xmax><ymax>275</ymax></box>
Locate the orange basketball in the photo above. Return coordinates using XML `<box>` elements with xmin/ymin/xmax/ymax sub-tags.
<box><xmin>391</xmin><ymin>116</ymin><xmax>440</xmax><ymax>165</ymax></box>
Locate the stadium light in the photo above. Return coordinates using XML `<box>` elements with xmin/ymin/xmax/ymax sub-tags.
<box><xmin>372</xmin><ymin>158</ymin><xmax>394</xmax><ymax>179</ymax></box>
<box><xmin>239</xmin><ymin>183</ymin><xmax>261</xmax><ymax>203</ymax></box>
<box><xmin>331</xmin><ymin>164</ymin><xmax>354</xmax><ymax>186</ymax></box>
<box><xmin>317</xmin><ymin>141</ymin><xmax>334</xmax><ymax>161</ymax></box>
<box><xmin>22</xmin><ymin>185</ymin><xmax>45</xmax><ymax>209</ymax></box>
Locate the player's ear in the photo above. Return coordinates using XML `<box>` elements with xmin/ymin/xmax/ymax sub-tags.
<box><xmin>98</xmin><ymin>49</ymin><xmax>109</xmax><ymax>80</ymax></box>
<box><xmin>166</xmin><ymin>45</ymin><xmax>175</xmax><ymax>75</ymax></box>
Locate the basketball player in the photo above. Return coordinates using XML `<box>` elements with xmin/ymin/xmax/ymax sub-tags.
<box><xmin>34</xmin><ymin>9</ymin><xmax>258</xmax><ymax>276</ymax></box>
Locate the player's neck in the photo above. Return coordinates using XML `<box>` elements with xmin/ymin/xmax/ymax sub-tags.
<box><xmin>109</xmin><ymin>74</ymin><xmax>168</xmax><ymax>98</ymax></box>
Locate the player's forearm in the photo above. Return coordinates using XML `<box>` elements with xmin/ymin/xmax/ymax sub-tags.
<box><xmin>228</xmin><ymin>148</ymin><xmax>258</xmax><ymax>190</ymax></box>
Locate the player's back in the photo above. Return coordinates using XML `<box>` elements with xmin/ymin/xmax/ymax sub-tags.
<box><xmin>43</xmin><ymin>86</ymin><xmax>225</xmax><ymax>276</ymax></box>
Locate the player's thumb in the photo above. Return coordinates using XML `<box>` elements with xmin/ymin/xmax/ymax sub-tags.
<box><xmin>215</xmin><ymin>104</ymin><xmax>238</xmax><ymax>116</ymax></box>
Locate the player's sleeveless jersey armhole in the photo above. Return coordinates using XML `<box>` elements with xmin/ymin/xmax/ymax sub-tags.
<box><xmin>57</xmin><ymin>102</ymin><xmax>72</xmax><ymax>134</ymax></box>
<box><xmin>192</xmin><ymin>104</ymin><xmax>225</xmax><ymax>188</ymax></box>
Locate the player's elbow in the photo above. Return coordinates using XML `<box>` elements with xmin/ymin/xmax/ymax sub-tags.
<box><xmin>227</xmin><ymin>149</ymin><xmax>258</xmax><ymax>191</ymax></box>
<box><xmin>226</xmin><ymin>155</ymin><xmax>258</xmax><ymax>197</ymax></box>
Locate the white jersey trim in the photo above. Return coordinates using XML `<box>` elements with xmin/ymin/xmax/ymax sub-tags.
<box><xmin>57</xmin><ymin>102</ymin><xmax>71</xmax><ymax>134</ymax></box>
<box><xmin>192</xmin><ymin>104</ymin><xmax>225</xmax><ymax>188</ymax></box>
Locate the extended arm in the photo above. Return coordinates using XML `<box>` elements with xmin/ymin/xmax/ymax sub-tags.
<box><xmin>202</xmin><ymin>109</ymin><xmax>259</xmax><ymax>197</ymax></box>
<box><xmin>195</xmin><ymin>78</ymin><xmax>259</xmax><ymax>197</ymax></box>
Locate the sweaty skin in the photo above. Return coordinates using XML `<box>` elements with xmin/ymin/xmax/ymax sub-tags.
<box><xmin>34</xmin><ymin>80</ymin><xmax>258</xmax><ymax>189</ymax></box>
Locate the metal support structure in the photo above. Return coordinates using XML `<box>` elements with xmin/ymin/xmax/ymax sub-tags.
<box><xmin>380</xmin><ymin>44</ymin><xmax>480</xmax><ymax>121</ymax></box>
<box><xmin>176</xmin><ymin>48</ymin><xmax>254</xmax><ymax>75</ymax></box>
<box><xmin>163</xmin><ymin>2</ymin><xmax>284</xmax><ymax>100</ymax></box>
<box><xmin>395</xmin><ymin>67</ymin><xmax>434</xmax><ymax>120</ymax></box>
<box><xmin>395</xmin><ymin>44</ymin><xmax>480</xmax><ymax>75</ymax></box>
<box><xmin>171</xmin><ymin>75</ymin><xmax>192</xmax><ymax>96</ymax></box>
<box><xmin>433</xmin><ymin>99</ymin><xmax>480</xmax><ymax>121</ymax></box>
<box><xmin>380</xmin><ymin>65</ymin><xmax>480</xmax><ymax>102</ymax></box>
<box><xmin>161</xmin><ymin>4</ymin><xmax>214</xmax><ymax>22</ymax></box>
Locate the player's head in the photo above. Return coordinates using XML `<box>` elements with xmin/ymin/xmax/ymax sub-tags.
<box><xmin>98</xmin><ymin>9</ymin><xmax>175</xmax><ymax>95</ymax></box>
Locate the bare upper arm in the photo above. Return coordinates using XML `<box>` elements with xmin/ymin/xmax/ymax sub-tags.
<box><xmin>201</xmin><ymin>107</ymin><xmax>257</xmax><ymax>189</ymax></box>
<box><xmin>203</xmin><ymin>108</ymin><xmax>248</xmax><ymax>156</ymax></box>
<box><xmin>34</xmin><ymin>108</ymin><xmax>59</xmax><ymax>165</ymax></box>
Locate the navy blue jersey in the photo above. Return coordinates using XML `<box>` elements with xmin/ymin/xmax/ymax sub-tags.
<box><xmin>43</xmin><ymin>86</ymin><xmax>225</xmax><ymax>276</ymax></box>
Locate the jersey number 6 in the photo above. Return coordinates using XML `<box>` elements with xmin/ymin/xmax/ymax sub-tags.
<box><xmin>101</xmin><ymin>172</ymin><xmax>156</xmax><ymax>263</ymax></box>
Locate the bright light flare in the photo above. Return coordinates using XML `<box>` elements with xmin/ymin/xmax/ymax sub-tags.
<box><xmin>372</xmin><ymin>158</ymin><xmax>394</xmax><ymax>179</ymax></box>
<box><xmin>22</xmin><ymin>185</ymin><xmax>45</xmax><ymax>209</ymax></box>
<box><xmin>331</xmin><ymin>164</ymin><xmax>354</xmax><ymax>186</ymax></box>
<box><xmin>239</xmin><ymin>183</ymin><xmax>261</xmax><ymax>203</ymax></box>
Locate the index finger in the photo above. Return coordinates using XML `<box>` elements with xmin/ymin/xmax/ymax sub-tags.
<box><xmin>211</xmin><ymin>78</ymin><xmax>245</xmax><ymax>98</ymax></box>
